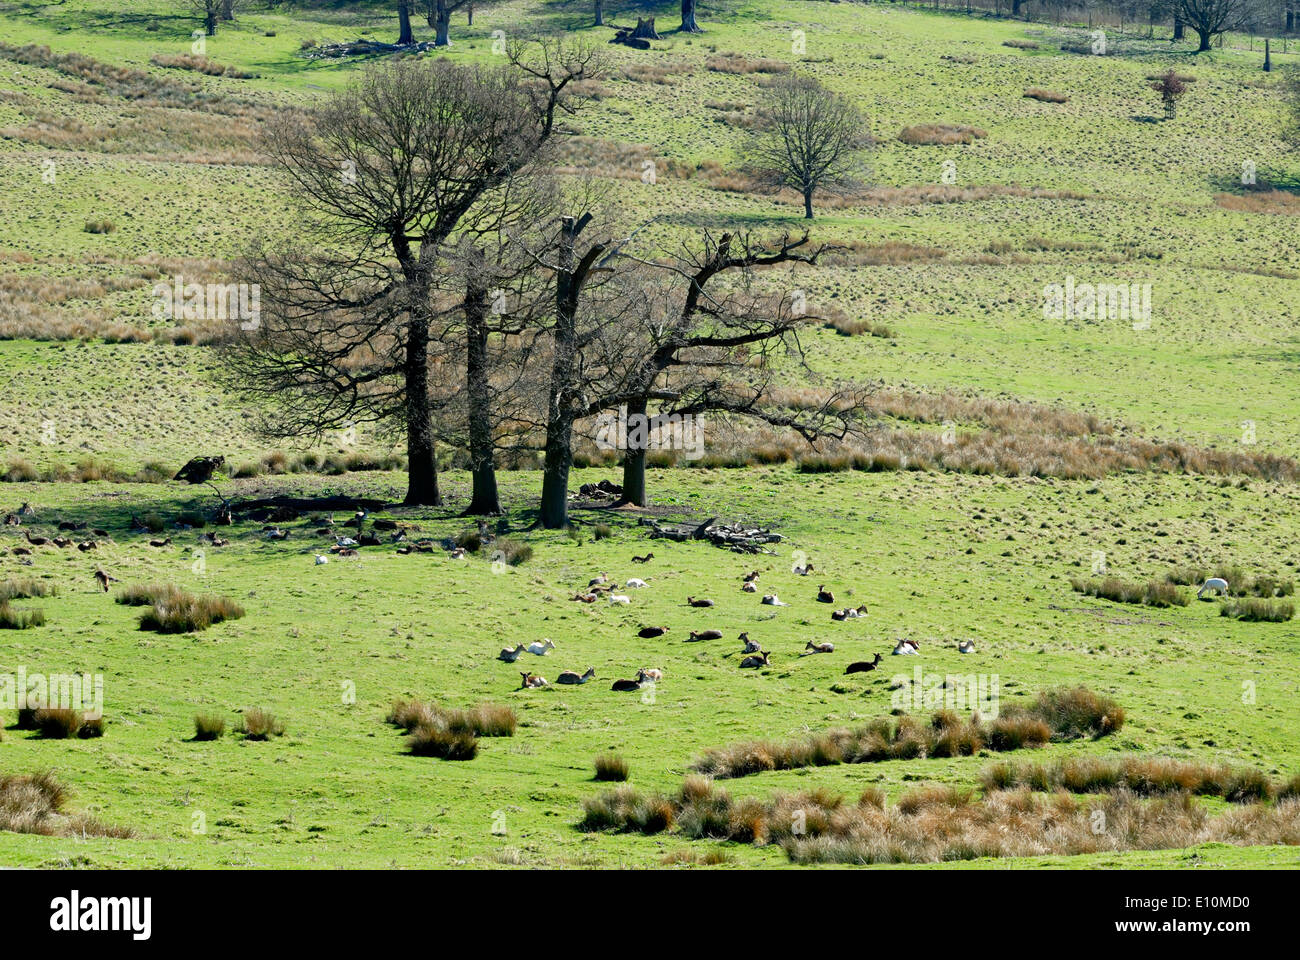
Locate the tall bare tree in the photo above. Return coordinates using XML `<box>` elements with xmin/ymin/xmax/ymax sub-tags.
<box><xmin>1175</xmin><ymin>0</ymin><xmax>1253</xmax><ymax>49</ymax></box>
<box><xmin>222</xmin><ymin>44</ymin><xmax>599</xmax><ymax>506</ymax></box>
<box><xmin>751</xmin><ymin>74</ymin><xmax>871</xmax><ymax>220</ymax></box>
<box><xmin>192</xmin><ymin>0</ymin><xmax>221</xmax><ymax>35</ymax></box>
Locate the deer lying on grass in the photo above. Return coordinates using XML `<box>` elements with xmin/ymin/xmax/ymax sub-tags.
<box><xmin>520</xmin><ymin>672</ymin><xmax>548</xmax><ymax>689</ymax></box>
<box><xmin>805</xmin><ymin>640</ymin><xmax>833</xmax><ymax>654</ymax></box>
<box><xmin>761</xmin><ymin>594</ymin><xmax>788</xmax><ymax>606</ymax></box>
<box><xmin>845</xmin><ymin>653</ymin><xmax>883</xmax><ymax>674</ymax></box>
<box><xmin>739</xmin><ymin>632</ymin><xmax>762</xmax><ymax>653</ymax></box>
<box><xmin>611</xmin><ymin>670</ymin><xmax>647</xmax><ymax>691</ymax></box>
<box><xmin>557</xmin><ymin>667</ymin><xmax>596</xmax><ymax>685</ymax></box>
<box><xmin>526</xmin><ymin>639</ymin><xmax>556</xmax><ymax>656</ymax></box>
<box><xmin>739</xmin><ymin>650</ymin><xmax>771</xmax><ymax>669</ymax></box>
<box><xmin>688</xmin><ymin>629</ymin><xmax>723</xmax><ymax>642</ymax></box>
<box><xmin>498</xmin><ymin>644</ymin><xmax>527</xmax><ymax>663</ymax></box>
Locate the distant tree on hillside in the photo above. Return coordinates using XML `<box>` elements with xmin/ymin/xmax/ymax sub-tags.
<box><xmin>1174</xmin><ymin>0</ymin><xmax>1252</xmax><ymax>50</ymax></box>
<box><xmin>192</xmin><ymin>0</ymin><xmax>222</xmax><ymax>36</ymax></box>
<box><xmin>750</xmin><ymin>74</ymin><xmax>871</xmax><ymax>220</ymax></box>
<box><xmin>680</xmin><ymin>0</ymin><xmax>702</xmax><ymax>31</ymax></box>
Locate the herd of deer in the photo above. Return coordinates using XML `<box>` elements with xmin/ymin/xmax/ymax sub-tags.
<box><xmin>512</xmin><ymin>551</ymin><xmax>982</xmax><ymax>691</ymax></box>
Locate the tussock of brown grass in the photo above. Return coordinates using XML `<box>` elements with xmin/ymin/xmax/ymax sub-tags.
<box><xmin>0</xmin><ymin>598</ymin><xmax>45</xmax><ymax>630</ymax></box>
<box><xmin>407</xmin><ymin>725</ymin><xmax>478</xmax><ymax>759</ymax></box>
<box><xmin>238</xmin><ymin>708</ymin><xmax>284</xmax><ymax>740</ymax></box>
<box><xmin>579</xmin><ymin>777</ymin><xmax>1300</xmax><ymax>863</ymax></box>
<box><xmin>0</xmin><ymin>579</ymin><xmax>57</xmax><ymax>600</ymax></box>
<box><xmin>1070</xmin><ymin>576</ymin><xmax>1189</xmax><ymax>608</ymax></box>
<box><xmin>1024</xmin><ymin>87</ymin><xmax>1068</xmax><ymax>103</ymax></box>
<box><xmin>899</xmin><ymin>123</ymin><xmax>987</xmax><ymax>145</ymax></box>
<box><xmin>386</xmin><ymin>697</ymin><xmax>515</xmax><ymax>760</ymax></box>
<box><xmin>119</xmin><ymin>583</ymin><xmax>244</xmax><ymax>633</ymax></box>
<box><xmin>705</xmin><ymin>52</ymin><xmax>790</xmax><ymax>74</ymax></box>
<box><xmin>1215</xmin><ymin>190</ymin><xmax>1300</xmax><ymax>215</ymax></box>
<box><xmin>1221</xmin><ymin>598</ymin><xmax>1295</xmax><ymax>622</ymax></box>
<box><xmin>150</xmin><ymin>53</ymin><xmax>258</xmax><ymax>79</ymax></box>
<box><xmin>0</xmin><ymin>771</ymin><xmax>133</xmax><ymax>838</ymax></box>
<box><xmin>34</xmin><ymin>708</ymin><xmax>102</xmax><ymax>739</ymax></box>
<box><xmin>595</xmin><ymin>753</ymin><xmax>630</xmax><ymax>781</ymax></box>
<box><xmin>983</xmin><ymin>756</ymin><xmax>1276</xmax><ymax>803</ymax></box>
<box><xmin>690</xmin><ymin>686</ymin><xmax>1118</xmax><ymax>780</ymax></box>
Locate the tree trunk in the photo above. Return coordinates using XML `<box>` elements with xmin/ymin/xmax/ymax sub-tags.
<box><xmin>1196</xmin><ymin>27</ymin><xmax>1211</xmax><ymax>51</ymax></box>
<box><xmin>220</xmin><ymin>0</ymin><xmax>233</xmax><ymax>21</ymax></box>
<box><xmin>1265</xmin><ymin>38</ymin><xmax>1272</xmax><ymax>71</ymax></box>
<box><xmin>620</xmin><ymin>397</ymin><xmax>649</xmax><ymax>508</ymax></box>
<box><xmin>1173</xmin><ymin>16</ymin><xmax>1184</xmax><ymax>40</ymax></box>
<box><xmin>398</xmin><ymin>2</ymin><xmax>413</xmax><ymax>45</ymax></box>
<box><xmin>206</xmin><ymin>11</ymin><xmax>218</xmax><ymax>35</ymax></box>
<box><xmin>1012</xmin><ymin>0</ymin><xmax>1022</xmax><ymax>16</ymax></box>
<box><xmin>630</xmin><ymin>17</ymin><xmax>660</xmax><ymax>39</ymax></box>
<box><xmin>540</xmin><ymin>217</ymin><xmax>584</xmax><ymax>529</ymax></box>
<box><xmin>397</xmin><ymin>239</ymin><xmax>441</xmax><ymax>507</ymax></box>
<box><xmin>803</xmin><ymin>187</ymin><xmax>814</xmax><ymax>220</ymax></box>
<box><xmin>594</xmin><ymin>0</ymin><xmax>604</xmax><ymax>26</ymax></box>
<box><xmin>680</xmin><ymin>0</ymin><xmax>701</xmax><ymax>33</ymax></box>
<box><xmin>463</xmin><ymin>253</ymin><xmax>501</xmax><ymax>516</ymax></box>
<box><xmin>1288</xmin><ymin>9</ymin><xmax>1294</xmax><ymax>33</ymax></box>
<box><xmin>435</xmin><ymin>0</ymin><xmax>451</xmax><ymax>45</ymax></box>
<box><xmin>467</xmin><ymin>3</ymin><xmax>474</xmax><ymax>25</ymax></box>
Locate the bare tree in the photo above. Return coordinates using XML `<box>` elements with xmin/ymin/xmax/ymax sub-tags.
<box><xmin>192</xmin><ymin>0</ymin><xmax>221</xmax><ymax>35</ymax></box>
<box><xmin>423</xmin><ymin>0</ymin><xmax>483</xmax><ymax>46</ymax></box>
<box><xmin>1175</xmin><ymin>0</ymin><xmax>1252</xmax><ymax>49</ymax></box>
<box><xmin>750</xmin><ymin>74</ymin><xmax>871</xmax><ymax>220</ymax></box>
<box><xmin>221</xmin><ymin>45</ymin><xmax>599</xmax><ymax>507</ymax></box>
<box><xmin>594</xmin><ymin>232</ymin><xmax>869</xmax><ymax>506</ymax></box>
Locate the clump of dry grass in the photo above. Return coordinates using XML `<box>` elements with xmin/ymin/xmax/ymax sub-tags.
<box><xmin>1215</xmin><ymin>190</ymin><xmax>1300</xmax><ymax>215</ymax></box>
<box><xmin>1003</xmin><ymin>39</ymin><xmax>1039</xmax><ymax>49</ymax></box>
<box><xmin>238</xmin><ymin>708</ymin><xmax>284</xmax><ymax>740</ymax></box>
<box><xmin>1069</xmin><ymin>576</ymin><xmax>1190</xmax><ymax>608</ymax></box>
<box><xmin>118</xmin><ymin>583</ymin><xmax>244</xmax><ymax>633</ymax></box>
<box><xmin>0</xmin><ymin>771</ymin><xmax>133</xmax><ymax>838</ymax></box>
<box><xmin>193</xmin><ymin>713</ymin><xmax>226</xmax><ymax>741</ymax></box>
<box><xmin>690</xmin><ymin>687</ymin><xmax>1119</xmax><ymax>780</ymax></box>
<box><xmin>595</xmin><ymin>753</ymin><xmax>630</xmax><ymax>782</ymax></box>
<box><xmin>1024</xmin><ymin>87</ymin><xmax>1068</xmax><ymax>103</ymax></box>
<box><xmin>0</xmin><ymin>598</ymin><xmax>45</xmax><ymax>630</ymax></box>
<box><xmin>150</xmin><ymin>52</ymin><xmax>258</xmax><ymax>78</ymax></box>
<box><xmin>705</xmin><ymin>52</ymin><xmax>790</xmax><ymax>74</ymax></box>
<box><xmin>407</xmin><ymin>725</ymin><xmax>478</xmax><ymax>759</ymax></box>
<box><xmin>32</xmin><ymin>708</ymin><xmax>103</xmax><ymax>739</ymax></box>
<box><xmin>1221</xmin><ymin>598</ymin><xmax>1295</xmax><ymax>622</ymax></box>
<box><xmin>579</xmin><ymin>775</ymin><xmax>1300</xmax><ymax>863</ymax></box>
<box><xmin>386</xmin><ymin>698</ymin><xmax>516</xmax><ymax>737</ymax></box>
<box><xmin>898</xmin><ymin>123</ymin><xmax>987</xmax><ymax>145</ymax></box>
<box><xmin>82</xmin><ymin>219</ymin><xmax>116</xmax><ymax>234</ymax></box>
<box><xmin>0</xmin><ymin>579</ymin><xmax>56</xmax><ymax>600</ymax></box>
<box><xmin>579</xmin><ymin>785</ymin><xmax>675</xmax><ymax>833</ymax></box>
<box><xmin>661</xmin><ymin>847</ymin><xmax>731</xmax><ymax>866</ymax></box>
<box><xmin>983</xmin><ymin>756</ymin><xmax>1277</xmax><ymax>803</ymax></box>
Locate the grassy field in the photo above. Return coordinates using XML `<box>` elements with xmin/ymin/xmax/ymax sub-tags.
<box><xmin>1</xmin><ymin>0</ymin><xmax>1299</xmax><ymax>868</ymax></box>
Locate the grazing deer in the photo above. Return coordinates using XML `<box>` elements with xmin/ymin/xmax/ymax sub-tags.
<box><xmin>93</xmin><ymin>569</ymin><xmax>119</xmax><ymax>592</ymax></box>
<box><xmin>638</xmin><ymin>626</ymin><xmax>669</xmax><ymax>638</ymax></box>
<box><xmin>526</xmin><ymin>639</ymin><xmax>556</xmax><ymax>656</ymax></box>
<box><xmin>805</xmin><ymin>640</ymin><xmax>834</xmax><ymax>654</ymax></box>
<box><xmin>630</xmin><ymin>553</ymin><xmax>654</xmax><ymax>564</ymax></box>
<box><xmin>687</xmin><ymin>596</ymin><xmax>714</xmax><ymax>608</ymax></box>
<box><xmin>816</xmin><ymin>585</ymin><xmax>834</xmax><ymax>604</ymax></box>
<box><xmin>498</xmin><ymin>644</ymin><xmax>527</xmax><ymax>662</ymax></box>
<box><xmin>557</xmin><ymin>667</ymin><xmax>596</xmax><ymax>685</ymax></box>
<box><xmin>1197</xmin><ymin>577</ymin><xmax>1230</xmax><ymax>599</ymax></box>
<box><xmin>611</xmin><ymin>669</ymin><xmax>647</xmax><ymax>691</ymax></box>
<box><xmin>739</xmin><ymin>650</ymin><xmax>770</xmax><ymax>669</ymax></box>
<box><xmin>845</xmin><ymin>654</ymin><xmax>883</xmax><ymax>674</ymax></box>
<box><xmin>688</xmin><ymin>629</ymin><xmax>723</xmax><ymax>641</ymax></box>
<box><xmin>519</xmin><ymin>672</ymin><xmax>548</xmax><ymax>689</ymax></box>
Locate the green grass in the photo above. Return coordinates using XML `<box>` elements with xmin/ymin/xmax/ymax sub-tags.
<box><xmin>1</xmin><ymin>0</ymin><xmax>1300</xmax><ymax>869</ymax></box>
